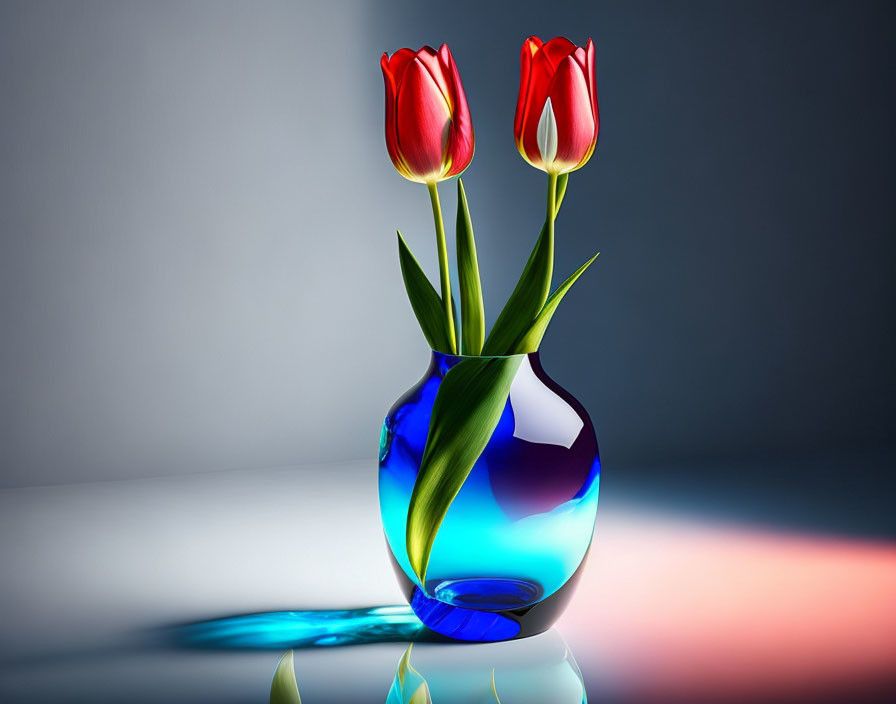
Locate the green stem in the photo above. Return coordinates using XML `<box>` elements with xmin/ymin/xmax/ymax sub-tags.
<box><xmin>545</xmin><ymin>171</ymin><xmax>558</xmax><ymax>296</ymax></box>
<box><xmin>427</xmin><ymin>182</ymin><xmax>457</xmax><ymax>354</ymax></box>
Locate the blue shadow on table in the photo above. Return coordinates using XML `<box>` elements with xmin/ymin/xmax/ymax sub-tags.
<box><xmin>173</xmin><ymin>605</ymin><xmax>445</xmax><ymax>650</ymax></box>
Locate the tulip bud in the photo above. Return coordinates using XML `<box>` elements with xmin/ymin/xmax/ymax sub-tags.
<box><xmin>514</xmin><ymin>37</ymin><xmax>599</xmax><ymax>174</ymax></box>
<box><xmin>381</xmin><ymin>44</ymin><xmax>475</xmax><ymax>183</ymax></box>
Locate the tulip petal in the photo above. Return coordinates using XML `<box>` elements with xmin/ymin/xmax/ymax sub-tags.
<box><xmin>548</xmin><ymin>56</ymin><xmax>595</xmax><ymax>171</ymax></box>
<box><xmin>382</xmin><ymin>53</ymin><xmax>410</xmax><ymax>179</ymax></box>
<box><xmin>396</xmin><ymin>59</ymin><xmax>452</xmax><ymax>181</ymax></box>
<box><xmin>536</xmin><ymin>97</ymin><xmax>559</xmax><ymax>167</ymax></box>
<box><xmin>540</xmin><ymin>36</ymin><xmax>577</xmax><ymax>69</ymax></box>
<box><xmin>381</xmin><ymin>52</ymin><xmax>395</xmax><ymax>88</ymax></box>
<box><xmin>514</xmin><ymin>37</ymin><xmax>542</xmax><ymax>142</ymax></box>
<box><xmin>416</xmin><ymin>45</ymin><xmax>452</xmax><ymax>109</ymax></box>
<box><xmin>586</xmin><ymin>38</ymin><xmax>599</xmax><ymax>141</ymax></box>
<box><xmin>519</xmin><ymin>46</ymin><xmax>556</xmax><ymax>168</ymax></box>
<box><xmin>440</xmin><ymin>44</ymin><xmax>474</xmax><ymax>177</ymax></box>
<box><xmin>386</xmin><ymin>48</ymin><xmax>417</xmax><ymax>84</ymax></box>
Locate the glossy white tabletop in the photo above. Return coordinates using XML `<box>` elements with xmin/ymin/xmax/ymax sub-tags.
<box><xmin>1</xmin><ymin>461</ymin><xmax>893</xmax><ymax>703</ymax></box>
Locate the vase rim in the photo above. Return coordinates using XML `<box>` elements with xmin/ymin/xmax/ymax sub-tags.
<box><xmin>430</xmin><ymin>349</ymin><xmax>538</xmax><ymax>361</ymax></box>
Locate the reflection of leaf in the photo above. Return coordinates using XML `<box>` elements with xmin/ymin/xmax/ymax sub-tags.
<box><xmin>396</xmin><ymin>643</ymin><xmax>412</xmax><ymax>688</ymax></box>
<box><xmin>390</xmin><ymin>644</ymin><xmax>431</xmax><ymax>704</ymax></box>
<box><xmin>511</xmin><ymin>253</ymin><xmax>599</xmax><ymax>353</ymax></box>
<box><xmin>481</xmin><ymin>173</ymin><xmax>568</xmax><ymax>356</ymax></box>
<box><xmin>490</xmin><ymin>668</ymin><xmax>502</xmax><ymax>703</ymax></box>
<box><xmin>408</xmin><ymin>683</ymin><xmax>432</xmax><ymax>704</ymax></box>
<box><xmin>397</xmin><ymin>231</ymin><xmax>453</xmax><ymax>353</ymax></box>
<box><xmin>270</xmin><ymin>650</ymin><xmax>301</xmax><ymax>704</ymax></box>
<box><xmin>406</xmin><ymin>356</ymin><xmax>523</xmax><ymax>584</ymax></box>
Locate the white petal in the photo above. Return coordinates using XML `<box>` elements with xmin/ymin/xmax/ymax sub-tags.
<box><xmin>536</xmin><ymin>97</ymin><xmax>558</xmax><ymax>167</ymax></box>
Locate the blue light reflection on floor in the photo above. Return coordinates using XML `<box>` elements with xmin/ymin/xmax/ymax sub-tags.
<box><xmin>176</xmin><ymin>605</ymin><xmax>426</xmax><ymax>649</ymax></box>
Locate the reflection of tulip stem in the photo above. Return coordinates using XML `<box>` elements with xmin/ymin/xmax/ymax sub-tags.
<box><xmin>427</xmin><ymin>182</ymin><xmax>457</xmax><ymax>354</ymax></box>
<box><xmin>545</xmin><ymin>171</ymin><xmax>558</xmax><ymax>296</ymax></box>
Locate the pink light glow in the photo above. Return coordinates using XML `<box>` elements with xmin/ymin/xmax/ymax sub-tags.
<box><xmin>560</xmin><ymin>508</ymin><xmax>896</xmax><ymax>702</ymax></box>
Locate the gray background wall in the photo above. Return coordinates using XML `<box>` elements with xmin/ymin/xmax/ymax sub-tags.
<box><xmin>1</xmin><ymin>0</ymin><xmax>894</xmax><ymax>490</ymax></box>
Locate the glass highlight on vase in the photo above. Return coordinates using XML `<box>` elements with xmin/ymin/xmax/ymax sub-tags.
<box><xmin>379</xmin><ymin>351</ymin><xmax>600</xmax><ymax>642</ymax></box>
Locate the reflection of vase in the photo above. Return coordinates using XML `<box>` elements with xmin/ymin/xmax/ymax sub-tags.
<box><xmin>379</xmin><ymin>351</ymin><xmax>600</xmax><ymax>642</ymax></box>
<box><xmin>386</xmin><ymin>630</ymin><xmax>588</xmax><ymax>703</ymax></box>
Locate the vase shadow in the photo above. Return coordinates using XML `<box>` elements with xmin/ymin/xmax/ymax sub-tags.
<box><xmin>169</xmin><ymin>604</ymin><xmax>450</xmax><ymax>650</ymax></box>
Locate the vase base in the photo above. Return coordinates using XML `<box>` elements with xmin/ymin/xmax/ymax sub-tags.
<box><xmin>430</xmin><ymin>577</ymin><xmax>544</xmax><ymax>610</ymax></box>
<box><xmin>411</xmin><ymin>586</ymin><xmax>522</xmax><ymax>641</ymax></box>
<box><xmin>389</xmin><ymin>550</ymin><xmax>590</xmax><ymax>643</ymax></box>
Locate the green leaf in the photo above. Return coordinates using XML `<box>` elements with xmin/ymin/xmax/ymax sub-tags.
<box><xmin>270</xmin><ymin>650</ymin><xmax>301</xmax><ymax>704</ymax></box>
<box><xmin>406</xmin><ymin>356</ymin><xmax>522</xmax><ymax>584</ymax></box>
<box><xmin>481</xmin><ymin>173</ymin><xmax>568</xmax><ymax>355</ymax></box>
<box><xmin>554</xmin><ymin>171</ymin><xmax>569</xmax><ymax>213</ymax></box>
<box><xmin>490</xmin><ymin>669</ymin><xmax>502</xmax><ymax>704</ymax></box>
<box><xmin>512</xmin><ymin>253</ymin><xmax>599</xmax><ymax>353</ymax></box>
<box><xmin>456</xmin><ymin>178</ymin><xmax>485</xmax><ymax>355</ymax></box>
<box><xmin>397</xmin><ymin>231</ymin><xmax>453</xmax><ymax>353</ymax></box>
<box><xmin>451</xmin><ymin>291</ymin><xmax>459</xmax><ymax>350</ymax></box>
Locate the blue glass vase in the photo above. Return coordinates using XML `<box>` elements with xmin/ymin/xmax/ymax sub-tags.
<box><xmin>378</xmin><ymin>351</ymin><xmax>600</xmax><ymax>642</ymax></box>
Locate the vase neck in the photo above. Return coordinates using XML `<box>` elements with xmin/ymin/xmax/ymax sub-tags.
<box><xmin>429</xmin><ymin>350</ymin><xmax>539</xmax><ymax>376</ymax></box>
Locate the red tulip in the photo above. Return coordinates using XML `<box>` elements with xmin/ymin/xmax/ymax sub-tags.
<box><xmin>381</xmin><ymin>45</ymin><xmax>474</xmax><ymax>183</ymax></box>
<box><xmin>514</xmin><ymin>37</ymin><xmax>599</xmax><ymax>174</ymax></box>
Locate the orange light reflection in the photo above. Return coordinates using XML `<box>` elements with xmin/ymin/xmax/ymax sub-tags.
<box><xmin>560</xmin><ymin>507</ymin><xmax>896</xmax><ymax>702</ymax></box>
